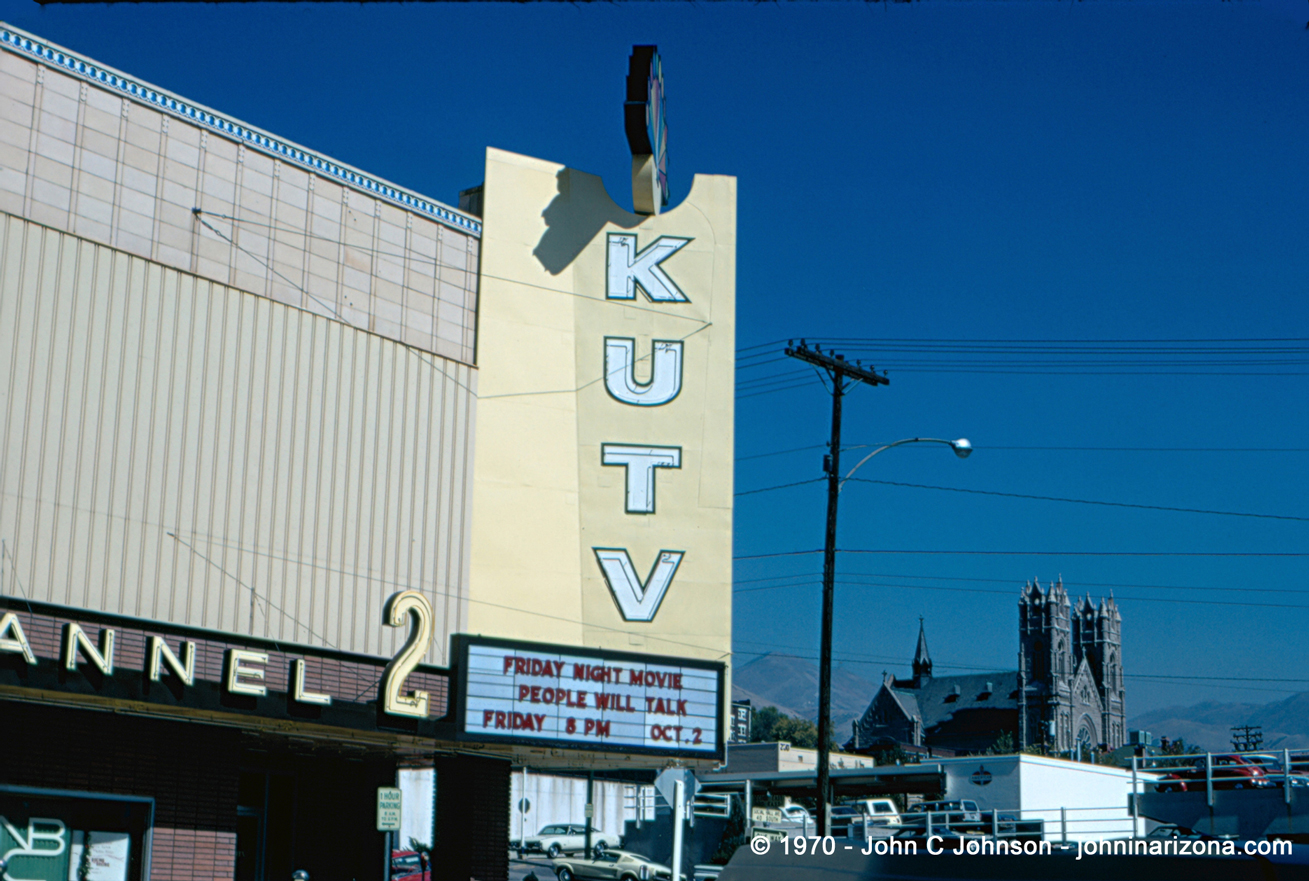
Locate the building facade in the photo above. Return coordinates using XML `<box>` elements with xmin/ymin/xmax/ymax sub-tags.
<box><xmin>851</xmin><ymin>579</ymin><xmax>1126</xmax><ymax>756</ymax></box>
<box><xmin>0</xmin><ymin>26</ymin><xmax>734</xmax><ymax>881</ymax></box>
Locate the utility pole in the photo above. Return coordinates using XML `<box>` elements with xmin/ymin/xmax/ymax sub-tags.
<box><xmin>784</xmin><ymin>340</ymin><xmax>888</xmax><ymax>836</ymax></box>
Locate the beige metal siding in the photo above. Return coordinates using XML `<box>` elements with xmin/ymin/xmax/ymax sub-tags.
<box><xmin>0</xmin><ymin>25</ymin><xmax>479</xmax><ymax>365</ymax></box>
<box><xmin>0</xmin><ymin>214</ymin><xmax>474</xmax><ymax>662</ymax></box>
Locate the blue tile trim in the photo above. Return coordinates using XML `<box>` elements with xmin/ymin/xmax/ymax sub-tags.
<box><xmin>0</xmin><ymin>25</ymin><xmax>481</xmax><ymax>238</ymax></box>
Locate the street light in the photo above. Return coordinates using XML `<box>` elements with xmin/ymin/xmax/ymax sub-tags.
<box><xmin>813</xmin><ymin>435</ymin><xmax>971</xmax><ymax>834</ymax></box>
<box><xmin>839</xmin><ymin>437</ymin><xmax>972</xmax><ymax>491</ymax></box>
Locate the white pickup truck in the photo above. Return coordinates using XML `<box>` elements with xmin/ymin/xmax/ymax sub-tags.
<box><xmin>851</xmin><ymin>799</ymin><xmax>902</xmax><ymax>827</ymax></box>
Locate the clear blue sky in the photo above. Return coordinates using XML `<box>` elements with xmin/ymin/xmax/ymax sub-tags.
<box><xmin>8</xmin><ymin>0</ymin><xmax>1306</xmax><ymax>719</ymax></box>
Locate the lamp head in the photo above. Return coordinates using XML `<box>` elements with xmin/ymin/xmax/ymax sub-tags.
<box><xmin>951</xmin><ymin>438</ymin><xmax>972</xmax><ymax>459</ymax></box>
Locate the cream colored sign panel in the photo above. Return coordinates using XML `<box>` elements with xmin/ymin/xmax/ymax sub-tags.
<box><xmin>471</xmin><ymin>148</ymin><xmax>734</xmax><ymax>666</ymax></box>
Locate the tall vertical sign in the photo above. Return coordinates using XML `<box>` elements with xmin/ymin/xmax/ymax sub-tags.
<box><xmin>470</xmin><ymin>58</ymin><xmax>734</xmax><ymax>674</ymax></box>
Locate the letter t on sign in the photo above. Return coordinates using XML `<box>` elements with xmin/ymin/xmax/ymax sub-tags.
<box><xmin>601</xmin><ymin>444</ymin><xmax>681</xmax><ymax>513</ymax></box>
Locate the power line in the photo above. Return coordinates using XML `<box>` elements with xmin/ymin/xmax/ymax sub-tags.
<box><xmin>845</xmin><ymin>476</ymin><xmax>1309</xmax><ymax>522</ymax></box>
<box><xmin>732</xmin><ymin>577</ymin><xmax>1309</xmax><ymax>610</ymax></box>
<box><xmin>734</xmin><ymin>548</ymin><xmax>1308</xmax><ymax>561</ymax></box>
<box><xmin>733</xmin><ymin>337</ymin><xmax>1309</xmax><ymax>381</ymax></box>
<box><xmin>965</xmin><ymin>444</ymin><xmax>1300</xmax><ymax>452</ymax></box>
<box><xmin>763</xmin><ymin>336</ymin><xmax>1309</xmax><ymax>346</ymax></box>
<box><xmin>737</xmin><ymin>444</ymin><xmax>826</xmax><ymax>461</ymax></box>
<box><xmin>836</xmin><ymin>549</ymin><xmax>1309</xmax><ymax>557</ymax></box>
<box><xmin>736</xmin><ymin>471</ymin><xmax>1307</xmax><ymax>522</ymax></box>
<box><xmin>732</xmin><ymin>569</ymin><xmax>1309</xmax><ymax>597</ymax></box>
<box><xmin>735</xmin><ymin>443</ymin><xmax>1309</xmax><ymax>460</ymax></box>
<box><xmin>735</xmin><ymin>477</ymin><xmax>824</xmax><ymax>497</ymax></box>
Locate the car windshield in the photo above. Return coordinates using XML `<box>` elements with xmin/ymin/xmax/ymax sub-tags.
<box><xmin>539</xmin><ymin>825</ymin><xmax>569</xmax><ymax>834</ymax></box>
<box><xmin>831</xmin><ymin>807</ymin><xmax>858</xmax><ymax>816</ymax></box>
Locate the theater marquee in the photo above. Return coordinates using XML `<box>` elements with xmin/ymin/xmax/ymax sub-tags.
<box><xmin>452</xmin><ymin>635</ymin><xmax>724</xmax><ymax>759</ymax></box>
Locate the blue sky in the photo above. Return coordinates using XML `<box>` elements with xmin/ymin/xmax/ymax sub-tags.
<box><xmin>7</xmin><ymin>0</ymin><xmax>1306</xmax><ymax>720</ymax></box>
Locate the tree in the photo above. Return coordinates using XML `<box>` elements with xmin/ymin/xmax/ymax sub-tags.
<box><xmin>984</xmin><ymin>731</ymin><xmax>1015</xmax><ymax>755</ymax></box>
<box><xmin>750</xmin><ymin>706</ymin><xmax>785</xmax><ymax>743</ymax></box>
<box><xmin>1162</xmin><ymin>737</ymin><xmax>1188</xmax><ymax>756</ymax></box>
<box><xmin>749</xmin><ymin>705</ymin><xmax>840</xmax><ymax>750</ymax></box>
<box><xmin>771</xmin><ymin>715</ymin><xmax>820</xmax><ymax>749</ymax></box>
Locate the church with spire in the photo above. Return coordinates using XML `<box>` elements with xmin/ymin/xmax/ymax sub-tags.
<box><xmin>850</xmin><ymin>578</ymin><xmax>1127</xmax><ymax>755</ymax></box>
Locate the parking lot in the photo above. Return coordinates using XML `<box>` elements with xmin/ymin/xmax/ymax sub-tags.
<box><xmin>508</xmin><ymin>854</ymin><xmax>558</xmax><ymax>881</ymax></box>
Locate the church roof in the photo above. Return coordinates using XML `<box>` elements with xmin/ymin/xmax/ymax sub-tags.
<box><xmin>888</xmin><ymin>671</ymin><xmax>1021</xmax><ymax>729</ymax></box>
<box><xmin>913</xmin><ymin>620</ymin><xmax>931</xmax><ymax>669</ymax></box>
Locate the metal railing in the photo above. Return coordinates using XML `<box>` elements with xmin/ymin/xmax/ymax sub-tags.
<box><xmin>1131</xmin><ymin>747</ymin><xmax>1307</xmax><ymax>812</ymax></box>
<box><xmin>895</xmin><ymin>804</ymin><xmax>1142</xmax><ymax>842</ymax></box>
<box><xmin>623</xmin><ymin>784</ymin><xmax>657</xmax><ymax>827</ymax></box>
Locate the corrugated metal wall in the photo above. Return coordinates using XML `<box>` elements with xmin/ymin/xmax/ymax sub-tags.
<box><xmin>0</xmin><ymin>214</ymin><xmax>474</xmax><ymax>662</ymax></box>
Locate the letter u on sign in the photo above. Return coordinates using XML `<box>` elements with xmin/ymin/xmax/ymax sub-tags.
<box><xmin>604</xmin><ymin>338</ymin><xmax>683</xmax><ymax>406</ymax></box>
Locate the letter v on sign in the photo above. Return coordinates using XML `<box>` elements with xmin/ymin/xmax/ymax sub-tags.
<box><xmin>593</xmin><ymin>548</ymin><xmax>685</xmax><ymax>622</ymax></box>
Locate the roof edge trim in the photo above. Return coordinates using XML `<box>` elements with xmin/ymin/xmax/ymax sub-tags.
<box><xmin>0</xmin><ymin>23</ymin><xmax>481</xmax><ymax>238</ymax></box>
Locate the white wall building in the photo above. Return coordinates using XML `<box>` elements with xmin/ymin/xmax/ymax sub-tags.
<box><xmin>938</xmin><ymin>753</ymin><xmax>1159</xmax><ymax>841</ymax></box>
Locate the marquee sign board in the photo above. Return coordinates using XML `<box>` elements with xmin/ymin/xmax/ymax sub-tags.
<box><xmin>452</xmin><ymin>635</ymin><xmax>725</xmax><ymax>759</ymax></box>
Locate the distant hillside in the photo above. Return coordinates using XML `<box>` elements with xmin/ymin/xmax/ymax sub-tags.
<box><xmin>732</xmin><ymin>652</ymin><xmax>878</xmax><ymax>734</ymax></box>
<box><xmin>1129</xmin><ymin>692</ymin><xmax>1309</xmax><ymax>752</ymax></box>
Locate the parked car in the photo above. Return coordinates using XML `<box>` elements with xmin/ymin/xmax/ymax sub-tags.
<box><xmin>857</xmin><ymin>799</ymin><xmax>903</xmax><ymax>827</ymax></box>
<box><xmin>903</xmin><ymin>800</ymin><xmax>982</xmax><ymax>829</ymax></box>
<box><xmin>1144</xmin><ymin>824</ymin><xmax>1207</xmax><ymax>841</ymax></box>
<box><xmin>520</xmin><ymin>824</ymin><xmax>622</xmax><ymax>858</ymax></box>
<box><xmin>1154</xmin><ymin>754</ymin><xmax>1274</xmax><ymax>792</ymax></box>
<box><xmin>769</xmin><ymin>804</ymin><xmax>814</xmax><ymax>834</ymax></box>
<box><xmin>779</xmin><ymin>804</ymin><xmax>813</xmax><ymax>826</ymax></box>
<box><xmin>550</xmin><ymin>848</ymin><xmax>683</xmax><ymax>881</ymax></box>
<box><xmin>828</xmin><ymin>805</ymin><xmax>863</xmax><ymax>835</ymax></box>
<box><xmin>390</xmin><ymin>849</ymin><xmax>430</xmax><ymax>881</ymax></box>
<box><xmin>1244</xmin><ymin>754</ymin><xmax>1309</xmax><ymax>788</ymax></box>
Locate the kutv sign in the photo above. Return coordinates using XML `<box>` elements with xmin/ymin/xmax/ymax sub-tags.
<box><xmin>596</xmin><ymin>232</ymin><xmax>693</xmax><ymax>622</ymax></box>
<box><xmin>470</xmin><ymin>147</ymin><xmax>735</xmax><ymax>658</ymax></box>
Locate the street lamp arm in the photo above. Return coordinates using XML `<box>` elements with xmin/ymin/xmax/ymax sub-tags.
<box><xmin>839</xmin><ymin>437</ymin><xmax>972</xmax><ymax>492</ymax></box>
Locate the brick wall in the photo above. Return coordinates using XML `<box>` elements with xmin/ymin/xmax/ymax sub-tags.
<box><xmin>434</xmin><ymin>754</ymin><xmax>511</xmax><ymax>881</ymax></box>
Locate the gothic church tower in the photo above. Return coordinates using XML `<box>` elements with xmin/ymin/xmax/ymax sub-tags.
<box><xmin>1073</xmin><ymin>595</ymin><xmax>1126</xmax><ymax>748</ymax></box>
<box><xmin>1018</xmin><ymin>578</ymin><xmax>1072</xmax><ymax>750</ymax></box>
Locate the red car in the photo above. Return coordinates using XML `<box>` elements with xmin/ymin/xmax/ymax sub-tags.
<box><xmin>1155</xmin><ymin>754</ymin><xmax>1273</xmax><ymax>792</ymax></box>
<box><xmin>390</xmin><ymin>850</ymin><xmax>430</xmax><ymax>881</ymax></box>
